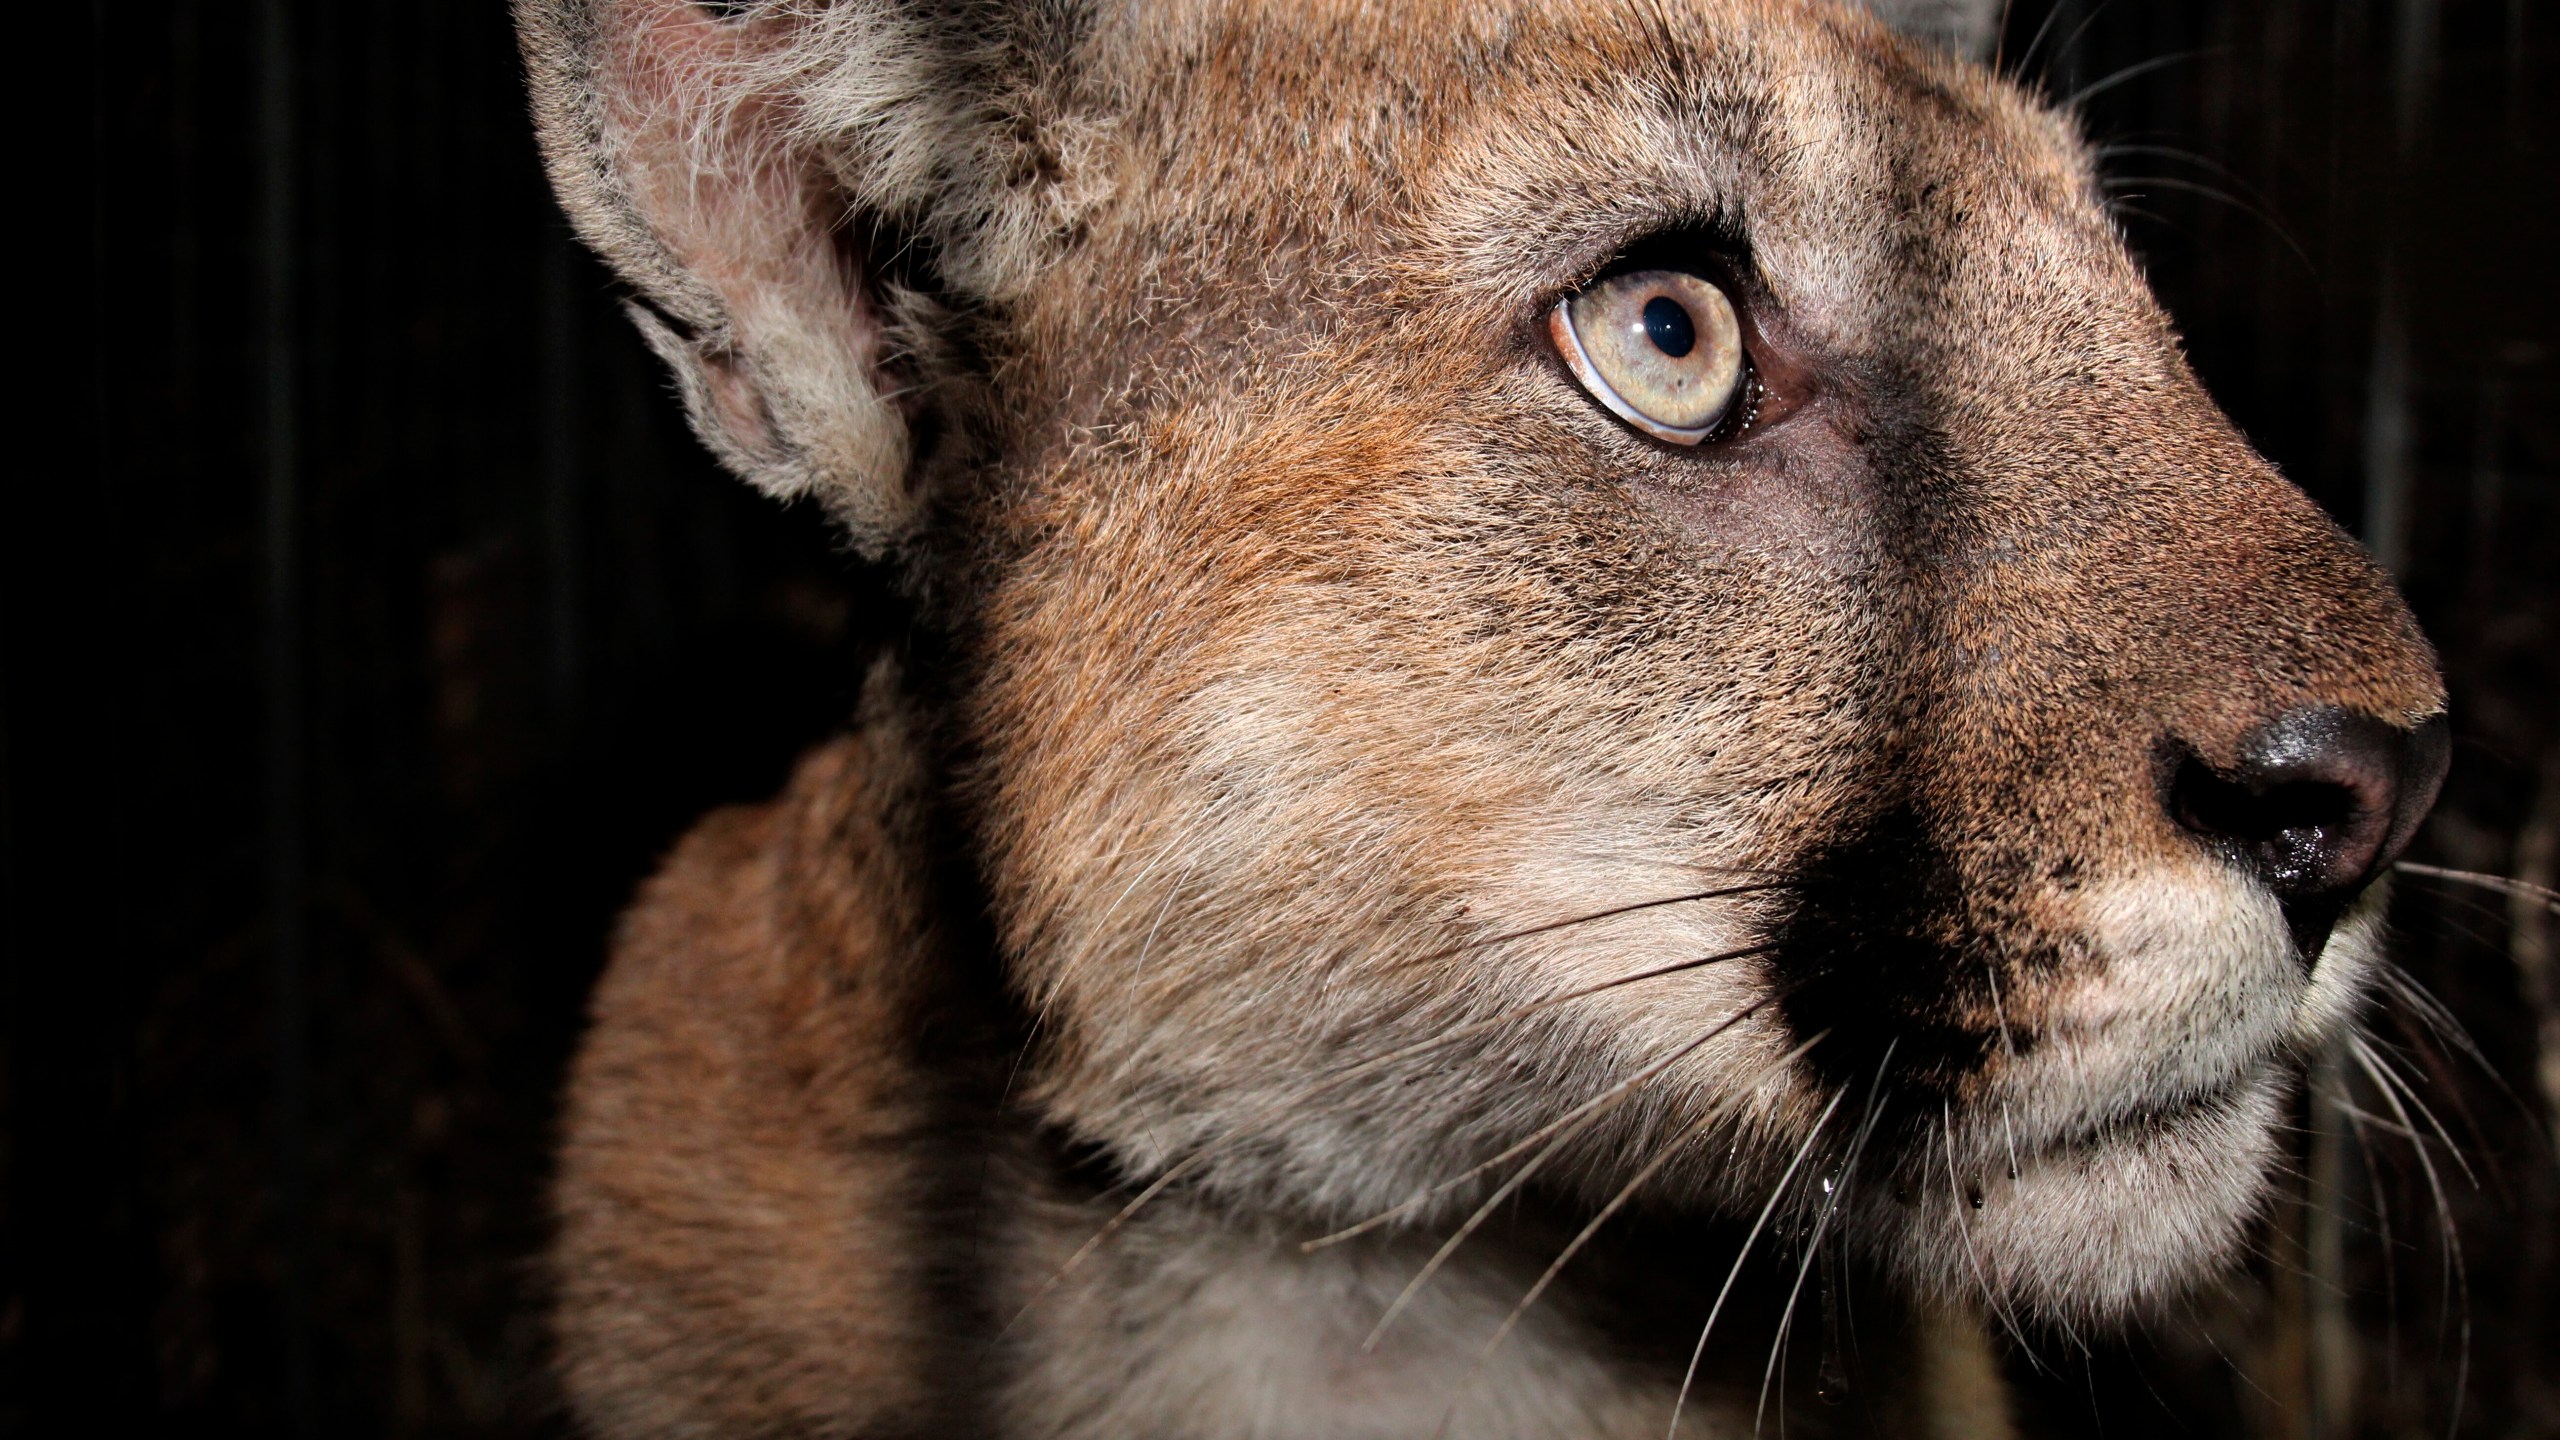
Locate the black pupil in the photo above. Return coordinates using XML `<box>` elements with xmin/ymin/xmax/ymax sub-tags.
<box><xmin>1642</xmin><ymin>295</ymin><xmax>1696</xmax><ymax>358</ymax></box>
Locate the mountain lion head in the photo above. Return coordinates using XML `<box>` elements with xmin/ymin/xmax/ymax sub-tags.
<box><xmin>526</xmin><ymin>0</ymin><xmax>2447</xmax><ymax>1352</ymax></box>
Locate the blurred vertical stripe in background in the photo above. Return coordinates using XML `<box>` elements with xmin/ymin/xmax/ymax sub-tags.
<box><xmin>8</xmin><ymin>2</ymin><xmax>2552</xmax><ymax>1434</ymax></box>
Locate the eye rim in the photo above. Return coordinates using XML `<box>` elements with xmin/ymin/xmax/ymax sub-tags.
<box><xmin>1547</xmin><ymin>267</ymin><xmax>1758</xmax><ymax>447</ymax></box>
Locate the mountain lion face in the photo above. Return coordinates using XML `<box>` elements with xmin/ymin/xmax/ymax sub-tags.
<box><xmin>529</xmin><ymin>0</ymin><xmax>2446</xmax><ymax>1338</ymax></box>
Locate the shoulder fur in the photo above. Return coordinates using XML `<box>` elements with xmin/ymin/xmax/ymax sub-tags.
<box><xmin>552</xmin><ymin>676</ymin><xmax>996</xmax><ymax>1436</ymax></box>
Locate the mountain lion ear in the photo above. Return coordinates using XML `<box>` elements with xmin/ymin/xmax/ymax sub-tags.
<box><xmin>517</xmin><ymin>0</ymin><xmax>1046</xmax><ymax>550</ymax></box>
<box><xmin>1851</xmin><ymin>0</ymin><xmax>2003</xmax><ymax>61</ymax></box>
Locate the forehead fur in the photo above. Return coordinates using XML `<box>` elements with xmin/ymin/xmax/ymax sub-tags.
<box><xmin>949</xmin><ymin>0</ymin><xmax>2107</xmax><ymax>448</ymax></box>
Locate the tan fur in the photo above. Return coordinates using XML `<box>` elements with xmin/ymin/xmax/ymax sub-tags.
<box><xmin>523</xmin><ymin>1</ymin><xmax>2445</xmax><ymax>1434</ymax></box>
<box><xmin>552</xmin><ymin>687</ymin><xmax>966</xmax><ymax>1433</ymax></box>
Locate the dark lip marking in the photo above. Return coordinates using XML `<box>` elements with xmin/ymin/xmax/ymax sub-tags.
<box><xmin>1770</xmin><ymin>804</ymin><xmax>2014</xmax><ymax>1101</ymax></box>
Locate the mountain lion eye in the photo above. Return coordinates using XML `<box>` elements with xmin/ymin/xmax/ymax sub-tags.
<box><xmin>1549</xmin><ymin>269</ymin><xmax>1746</xmax><ymax>444</ymax></box>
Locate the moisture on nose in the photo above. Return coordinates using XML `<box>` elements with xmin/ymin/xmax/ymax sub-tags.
<box><xmin>2166</xmin><ymin>706</ymin><xmax>2451</xmax><ymax>960</ymax></box>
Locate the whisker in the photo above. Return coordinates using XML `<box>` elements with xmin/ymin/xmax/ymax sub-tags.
<box><xmin>1983</xmin><ymin>965</ymin><xmax>2016</xmax><ymax>1060</ymax></box>
<box><xmin>2349</xmin><ymin>1034</ymin><xmax>2473</xmax><ymax>1437</ymax></box>
<box><xmin>1757</xmin><ymin>1047</ymin><xmax>1895</xmax><ymax>1435</ymax></box>
<box><xmin>1008</xmin><ymin>939</ymin><xmax>1782</xmax><ymax>1331</ymax></box>
<box><xmin>2092</xmin><ymin>172</ymin><xmax>2314</xmax><ymax>273</ymax></box>
<box><xmin>1359</xmin><ymin>937</ymin><xmax>1783</xmax><ymax>1072</ymax></box>
<box><xmin>2237</xmin><ymin>1226</ymin><xmax>2330</xmax><ymax>1291</ymax></box>
<box><xmin>1356</xmin><ymin>997</ymin><xmax>1788</xmax><ymax>1348</ymax></box>
<box><xmin>1943</xmin><ymin>1100</ymin><xmax>2046</xmax><ymax>1362</ymax></box>
<box><xmin>995</xmin><ymin>1149</ymin><xmax>1211</xmax><ymax>1342</ymax></box>
<box><xmin>1667</xmin><ymin>1085</ymin><xmax>1848</xmax><ymax>1440</ymax></box>
<box><xmin>2317</xmin><ymin>1089</ymin><xmax>2425</xmax><ymax>1145</ymax></box>
<box><xmin>1126</xmin><ymin>876</ymin><xmax>1187</xmax><ymax>986</ymax></box>
<box><xmin>2102</xmin><ymin>199</ymin><xmax>2174</xmax><ymax>232</ymax></box>
<box><xmin>2409</xmin><ymin>882</ymin><xmax>2528</xmax><ymax>928</ymax></box>
<box><xmin>2396</xmin><ymin>895</ymin><xmax>2530</xmax><ymax>983</ymax></box>
<box><xmin>2089</xmin><ymin>139</ymin><xmax>2300</xmax><ymax>252</ymax></box>
<box><xmin>1555</xmin><ymin>854</ymin><xmax>1792</xmax><ymax>880</ymax></box>
<box><xmin>2177</xmin><ymin>1289</ymin><xmax>2284</xmax><ymax>1412</ymax></box>
<box><xmin>1447</xmin><ymin>883</ymin><xmax>1792</xmax><ymax>961</ymax></box>
<box><xmin>1297</xmin><ymin>939</ymin><xmax>1781</xmax><ymax>1125</ymax></box>
<box><xmin>1461</xmin><ymin>1032</ymin><xmax>1835</xmax><ymax>1404</ymax></box>
<box><xmin>2299</xmin><ymin>1095</ymin><xmax>2400</xmax><ymax>1247</ymax></box>
<box><xmin>2334</xmin><ymin>1099</ymin><xmax>2404</xmax><ymax>1394</ymax></box>
<box><xmin>2394</xmin><ymin>860</ymin><xmax>2560</xmax><ymax>914</ymax></box>
<box><xmin>2013</xmin><ymin>0</ymin><xmax>2116</xmax><ymax>87</ymax></box>
<box><xmin>2091</xmin><ymin>140</ymin><xmax>2258</xmax><ymax>186</ymax></box>
<box><xmin>2351</xmin><ymin>1035</ymin><xmax>2480</xmax><ymax>1190</ymax></box>
<box><xmin>1042</xmin><ymin>875</ymin><xmax>1784</xmax><ymax>1118</ymax></box>
<box><xmin>1005</xmin><ymin>809</ymin><xmax>1231</xmax><ymax>1106</ymax></box>
<box><xmin>1320</xmin><ymin>882</ymin><xmax>1789</xmax><ymax>1029</ymax></box>
<box><xmin>1983</xmin><ymin>966</ymin><xmax>2023</xmax><ymax>1183</ymax></box>
<box><xmin>2374</xmin><ymin>965</ymin><xmax>2524</xmax><ymax>1115</ymax></box>
<box><xmin>1312</xmin><ymin>991</ymin><xmax>1786</xmax><ymax>1255</ymax></box>
<box><xmin>2061</xmin><ymin>49</ymin><xmax>2214</xmax><ymax>111</ymax></box>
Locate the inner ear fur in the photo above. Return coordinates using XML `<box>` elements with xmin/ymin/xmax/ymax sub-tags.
<box><xmin>517</xmin><ymin>0</ymin><xmax>1059</xmax><ymax>550</ymax></box>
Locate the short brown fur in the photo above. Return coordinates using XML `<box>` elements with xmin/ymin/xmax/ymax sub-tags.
<box><xmin>524</xmin><ymin>1</ymin><xmax>2446</xmax><ymax>1434</ymax></box>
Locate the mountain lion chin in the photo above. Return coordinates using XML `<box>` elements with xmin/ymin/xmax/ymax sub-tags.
<box><xmin>1877</xmin><ymin>1072</ymin><xmax>2287</xmax><ymax>1326</ymax></box>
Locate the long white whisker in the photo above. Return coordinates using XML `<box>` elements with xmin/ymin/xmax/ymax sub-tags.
<box><xmin>1756</xmin><ymin>1046</ymin><xmax>1896</xmax><ymax>1435</ymax></box>
<box><xmin>1012</xmin><ymin>940</ymin><xmax>1784</xmax><ymax>1327</ymax></box>
<box><xmin>1983</xmin><ymin>965</ymin><xmax>2023</xmax><ymax>1184</ymax></box>
<box><xmin>1432</xmin><ymin>884</ymin><xmax>1792</xmax><ymax>968</ymax></box>
<box><xmin>2350</xmin><ymin>1035</ymin><xmax>2480</xmax><ymax>1189</ymax></box>
<box><xmin>2349</xmin><ymin>1034</ymin><xmax>2472</xmax><ymax>1437</ymax></box>
<box><xmin>2375</xmin><ymin>965</ymin><xmax>2517</xmax><ymax>1107</ymax></box>
<box><xmin>1943</xmin><ymin>1100</ymin><xmax>2043</xmax><ymax>1360</ymax></box>
<box><xmin>2346</xmin><ymin>1038</ymin><xmax>2465</xmax><ymax>1262</ymax></box>
<box><xmin>2393</xmin><ymin>860</ymin><xmax>2560</xmax><ymax>914</ymax></box>
<box><xmin>2317</xmin><ymin>1090</ymin><xmax>2424</xmax><ymax>1143</ymax></box>
<box><xmin>1315</xmin><ymin>991</ymin><xmax>1785</xmax><ymax>1255</ymax></box>
<box><xmin>1359</xmin><ymin>998</ymin><xmax>1784</xmax><ymax>1348</ymax></box>
<box><xmin>2061</xmin><ymin>48</ymin><xmax>2212</xmax><ymax>111</ymax></box>
<box><xmin>1479</xmin><ymin>1031</ymin><xmax>1833</xmax><ymax>1365</ymax></box>
<box><xmin>1009</xmin><ymin>935</ymin><xmax>1783</xmax><ymax>1338</ymax></box>
<box><xmin>1307</xmin><ymin>940</ymin><xmax>1781</xmax><ymax>1113</ymax></box>
<box><xmin>1666</xmin><ymin>1084</ymin><xmax>1848</xmax><ymax>1440</ymax></box>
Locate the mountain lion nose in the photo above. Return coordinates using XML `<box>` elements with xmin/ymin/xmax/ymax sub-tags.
<box><xmin>2168</xmin><ymin>706</ymin><xmax>2451</xmax><ymax>958</ymax></box>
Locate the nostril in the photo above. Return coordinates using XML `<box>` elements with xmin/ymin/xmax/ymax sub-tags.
<box><xmin>2165</xmin><ymin>706</ymin><xmax>2450</xmax><ymax>959</ymax></box>
<box><xmin>2170</xmin><ymin>759</ymin><xmax>2372</xmax><ymax>901</ymax></box>
<box><xmin>2172</xmin><ymin>768</ymin><xmax>2358</xmax><ymax>865</ymax></box>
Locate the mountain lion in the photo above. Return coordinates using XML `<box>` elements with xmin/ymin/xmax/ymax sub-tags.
<box><xmin>517</xmin><ymin>0</ymin><xmax>2450</xmax><ymax>1433</ymax></box>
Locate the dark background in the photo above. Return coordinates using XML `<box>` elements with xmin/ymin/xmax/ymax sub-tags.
<box><xmin>9</xmin><ymin>2</ymin><xmax>2553</xmax><ymax>1435</ymax></box>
